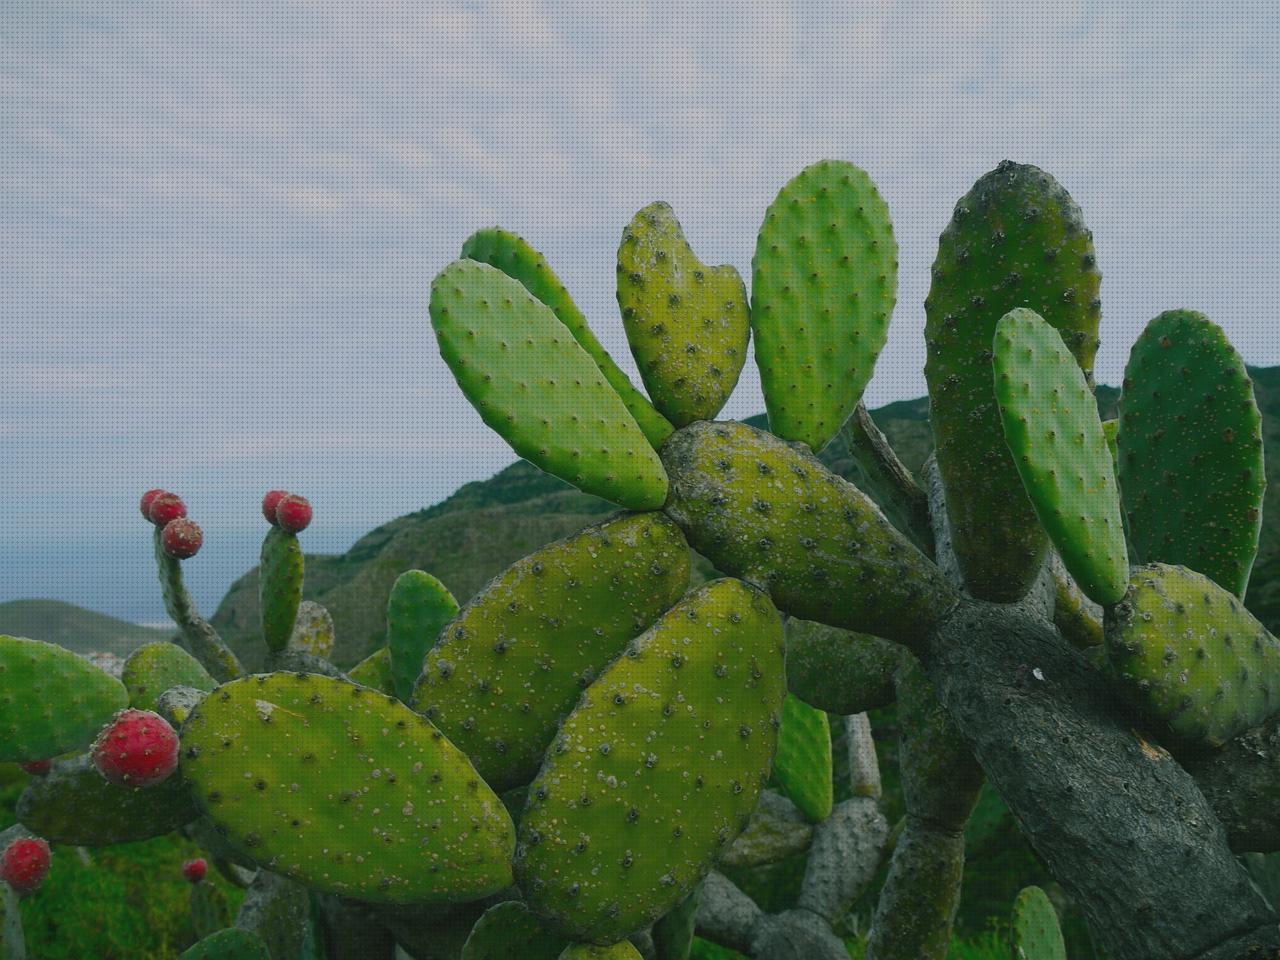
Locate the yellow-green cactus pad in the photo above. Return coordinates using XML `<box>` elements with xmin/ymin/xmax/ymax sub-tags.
<box><xmin>515</xmin><ymin>579</ymin><xmax>786</xmax><ymax>943</ymax></box>
<box><xmin>431</xmin><ymin>259</ymin><xmax>669</xmax><ymax>509</ymax></box>
<box><xmin>462</xmin><ymin>228</ymin><xmax>674</xmax><ymax>448</ymax></box>
<box><xmin>260</xmin><ymin>527</ymin><xmax>304</xmax><ymax>654</ymax></box>
<box><xmin>616</xmin><ymin>202</ymin><xmax>749</xmax><ymax>427</ymax></box>
<box><xmin>772</xmin><ymin>694</ymin><xmax>833</xmax><ymax>823</ymax></box>
<box><xmin>1011</xmin><ymin>885</ymin><xmax>1066</xmax><ymax>960</ymax></box>
<box><xmin>462</xmin><ymin>900</ymin><xmax>569</xmax><ymax>960</ymax></box>
<box><xmin>1105</xmin><ymin>563</ymin><xmax>1280</xmax><ymax>748</ymax></box>
<box><xmin>387</xmin><ymin>571</ymin><xmax>457</xmax><ymax>703</ymax></box>
<box><xmin>993</xmin><ymin>308</ymin><xmax>1127</xmax><ymax>605</ymax></box>
<box><xmin>416</xmin><ymin>512</ymin><xmax>690</xmax><ymax>791</ymax></box>
<box><xmin>348</xmin><ymin>646</ymin><xmax>396</xmax><ymax>696</ymax></box>
<box><xmin>0</xmin><ymin>634</ymin><xmax>129</xmax><ymax>762</ymax></box>
<box><xmin>751</xmin><ymin>160</ymin><xmax>897</xmax><ymax>452</ymax></box>
<box><xmin>926</xmin><ymin>161</ymin><xmax>1102</xmax><ymax>602</ymax></box>
<box><xmin>1117</xmin><ymin>310</ymin><xmax>1265</xmax><ymax>597</ymax></box>
<box><xmin>122</xmin><ymin>642</ymin><xmax>216</xmax><ymax>712</ymax></box>
<box><xmin>559</xmin><ymin>944</ymin><xmax>643</xmax><ymax>960</ymax></box>
<box><xmin>180</xmin><ymin>672</ymin><xmax>515</xmax><ymax>903</ymax></box>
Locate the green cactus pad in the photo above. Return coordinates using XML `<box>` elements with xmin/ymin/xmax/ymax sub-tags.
<box><xmin>462</xmin><ymin>228</ymin><xmax>674</xmax><ymax>448</ymax></box>
<box><xmin>154</xmin><ymin>529</ymin><xmax>242</xmax><ymax>682</ymax></box>
<box><xmin>662</xmin><ymin>420</ymin><xmax>957</xmax><ymax>648</ymax></box>
<box><xmin>462</xmin><ymin>900</ymin><xmax>569</xmax><ymax>960</ymax></box>
<box><xmin>180</xmin><ymin>672</ymin><xmax>515</xmax><ymax>903</ymax></box>
<box><xmin>416</xmin><ymin>512</ymin><xmax>691</xmax><ymax>791</ymax></box>
<box><xmin>616</xmin><ymin>202</ymin><xmax>750</xmax><ymax>427</ymax></box>
<box><xmin>388</xmin><ymin>571</ymin><xmax>458</xmax><ymax>704</ymax></box>
<box><xmin>190</xmin><ymin>881</ymin><xmax>232</xmax><ymax>939</ymax></box>
<box><xmin>1010</xmin><ymin>885</ymin><xmax>1066</xmax><ymax>960</ymax></box>
<box><xmin>16</xmin><ymin>753</ymin><xmax>198</xmax><ymax>846</ymax></box>
<box><xmin>348</xmin><ymin>646</ymin><xmax>396</xmax><ymax>696</ymax></box>
<box><xmin>559</xmin><ymin>944</ymin><xmax>643</xmax><ymax>960</ymax></box>
<box><xmin>1117</xmin><ymin>310</ymin><xmax>1265</xmax><ymax>597</ymax></box>
<box><xmin>0</xmin><ymin>634</ymin><xmax>129</xmax><ymax>762</ymax></box>
<box><xmin>784</xmin><ymin>620</ymin><xmax>904</xmax><ymax>715</ymax></box>
<box><xmin>651</xmin><ymin>885</ymin><xmax>700</xmax><ymax>960</ymax></box>
<box><xmin>751</xmin><ymin>160</ymin><xmax>897</xmax><ymax>452</ymax></box>
<box><xmin>121</xmin><ymin>642</ymin><xmax>216</xmax><ymax>712</ymax></box>
<box><xmin>772</xmin><ymin>694</ymin><xmax>833</xmax><ymax>823</ymax></box>
<box><xmin>515</xmin><ymin>578</ymin><xmax>786</xmax><ymax>944</ymax></box>
<box><xmin>432</xmin><ymin>258</ymin><xmax>669</xmax><ymax>509</ymax></box>
<box><xmin>993</xmin><ymin>308</ymin><xmax>1127</xmax><ymax>605</ymax></box>
<box><xmin>1101</xmin><ymin>418</ymin><xmax>1119</xmax><ymax>467</ymax></box>
<box><xmin>1105</xmin><ymin>563</ymin><xmax>1280</xmax><ymax>748</ymax></box>
<box><xmin>178</xmin><ymin>928</ymin><xmax>270</xmax><ymax>960</ymax></box>
<box><xmin>287</xmin><ymin>601</ymin><xmax>335</xmax><ymax>660</ymax></box>
<box><xmin>260</xmin><ymin>527</ymin><xmax>304</xmax><ymax>654</ymax></box>
<box><xmin>926</xmin><ymin>161</ymin><xmax>1102</xmax><ymax>602</ymax></box>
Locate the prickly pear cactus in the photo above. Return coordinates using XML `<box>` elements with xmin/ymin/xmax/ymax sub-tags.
<box><xmin>286</xmin><ymin>600</ymin><xmax>335</xmax><ymax>660</ymax></box>
<box><xmin>1010</xmin><ymin>885</ymin><xmax>1066</xmax><ymax>960</ymax></box>
<box><xmin>180</xmin><ymin>672</ymin><xmax>515</xmax><ymax>902</ymax></box>
<box><xmin>461</xmin><ymin>900</ymin><xmax>569</xmax><ymax>960</ymax></box>
<box><xmin>926</xmin><ymin>160</ymin><xmax>1102</xmax><ymax>601</ymax></box>
<box><xmin>0</xmin><ymin>634</ymin><xmax>129</xmax><ymax>762</ymax></box>
<box><xmin>515</xmin><ymin>578</ymin><xmax>786</xmax><ymax>944</ymax></box>
<box><xmin>178</xmin><ymin>928</ymin><xmax>269</xmax><ymax>960</ymax></box>
<box><xmin>558</xmin><ymin>944</ymin><xmax>643</xmax><ymax>960</ymax></box>
<box><xmin>772</xmin><ymin>694</ymin><xmax>833</xmax><ymax>823</ymax></box>
<box><xmin>121</xmin><ymin>641</ymin><xmax>216</xmax><ymax>712</ymax></box>
<box><xmin>387</xmin><ymin>570</ymin><xmax>457</xmax><ymax>703</ymax></box>
<box><xmin>347</xmin><ymin>646</ymin><xmax>396</xmax><ymax>696</ymax></box>
<box><xmin>1117</xmin><ymin>309</ymin><xmax>1265</xmax><ymax>597</ymax></box>
<box><xmin>416</xmin><ymin>512</ymin><xmax>691</xmax><ymax>790</ymax></box>
<box><xmin>260</xmin><ymin>526</ymin><xmax>304</xmax><ymax>653</ymax></box>
<box><xmin>751</xmin><ymin>160</ymin><xmax>897</xmax><ymax>452</ymax></box>
<box><xmin>616</xmin><ymin>201</ymin><xmax>750</xmax><ymax>427</ymax></box>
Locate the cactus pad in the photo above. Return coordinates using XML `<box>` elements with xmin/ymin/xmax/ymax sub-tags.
<box><xmin>750</xmin><ymin>160</ymin><xmax>897</xmax><ymax>451</ymax></box>
<box><xmin>462</xmin><ymin>227</ymin><xmax>674</xmax><ymax>448</ymax></box>
<box><xmin>180</xmin><ymin>672</ymin><xmax>515</xmax><ymax>903</ymax></box>
<box><xmin>287</xmin><ymin>601</ymin><xmax>335</xmax><ymax>660</ymax></box>
<box><xmin>926</xmin><ymin>161</ymin><xmax>1102</xmax><ymax>601</ymax></box>
<box><xmin>993</xmin><ymin>308</ymin><xmax>1127</xmax><ymax>605</ymax></box>
<box><xmin>260</xmin><ymin>527</ymin><xmax>304</xmax><ymax>653</ymax></box>
<box><xmin>514</xmin><ymin>578</ymin><xmax>786</xmax><ymax>943</ymax></box>
<box><xmin>662</xmin><ymin>420</ymin><xmax>957</xmax><ymax>647</ymax></box>
<box><xmin>1105</xmin><ymin>563</ymin><xmax>1280</xmax><ymax>748</ymax></box>
<box><xmin>0</xmin><ymin>635</ymin><xmax>129</xmax><ymax>762</ymax></box>
<box><xmin>348</xmin><ymin>646</ymin><xmax>397</xmax><ymax>696</ymax></box>
<box><xmin>178</xmin><ymin>928</ymin><xmax>270</xmax><ymax>960</ymax></box>
<box><xmin>772</xmin><ymin>694</ymin><xmax>833</xmax><ymax>823</ymax></box>
<box><xmin>1010</xmin><ymin>885</ymin><xmax>1066</xmax><ymax>960</ymax></box>
<box><xmin>388</xmin><ymin>571</ymin><xmax>457</xmax><ymax>703</ymax></box>
<box><xmin>462</xmin><ymin>900</ymin><xmax>568</xmax><ymax>960</ymax></box>
<box><xmin>432</xmin><ymin>258</ymin><xmax>669</xmax><ymax>509</ymax></box>
<box><xmin>559</xmin><ymin>945</ymin><xmax>643</xmax><ymax>960</ymax></box>
<box><xmin>616</xmin><ymin>202</ymin><xmax>750</xmax><ymax>426</ymax></box>
<box><xmin>1117</xmin><ymin>310</ymin><xmax>1265</xmax><ymax>597</ymax></box>
<box><xmin>416</xmin><ymin>512</ymin><xmax>691</xmax><ymax>790</ymax></box>
<box><xmin>122</xmin><ymin>642</ymin><xmax>216</xmax><ymax>712</ymax></box>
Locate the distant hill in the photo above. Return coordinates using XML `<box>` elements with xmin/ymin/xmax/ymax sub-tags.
<box><xmin>0</xmin><ymin>599</ymin><xmax>171</xmax><ymax>657</ymax></box>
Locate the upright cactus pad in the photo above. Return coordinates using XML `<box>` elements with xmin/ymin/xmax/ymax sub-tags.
<box><xmin>287</xmin><ymin>601</ymin><xmax>335</xmax><ymax>660</ymax></box>
<box><xmin>461</xmin><ymin>227</ymin><xmax>674</xmax><ymax>448</ymax></box>
<box><xmin>0</xmin><ymin>635</ymin><xmax>129</xmax><ymax>762</ymax></box>
<box><xmin>416</xmin><ymin>512</ymin><xmax>691</xmax><ymax>790</ymax></box>
<box><xmin>772</xmin><ymin>694</ymin><xmax>833</xmax><ymax>823</ymax></box>
<box><xmin>178</xmin><ymin>928</ymin><xmax>270</xmax><ymax>960</ymax></box>
<box><xmin>662</xmin><ymin>420</ymin><xmax>957</xmax><ymax>647</ymax></box>
<box><xmin>121</xmin><ymin>642</ymin><xmax>216</xmax><ymax>712</ymax></box>
<box><xmin>461</xmin><ymin>900</ymin><xmax>568</xmax><ymax>960</ymax></box>
<box><xmin>1117</xmin><ymin>310</ymin><xmax>1265</xmax><ymax>597</ymax></box>
<box><xmin>431</xmin><ymin>259</ymin><xmax>669</xmax><ymax>509</ymax></box>
<box><xmin>180</xmin><ymin>672</ymin><xmax>515</xmax><ymax>903</ymax></box>
<box><xmin>993</xmin><ymin>308</ymin><xmax>1127</xmax><ymax>605</ymax></box>
<box><xmin>348</xmin><ymin>646</ymin><xmax>397</xmax><ymax>696</ymax></box>
<box><xmin>926</xmin><ymin>161</ymin><xmax>1102</xmax><ymax>601</ymax></box>
<box><xmin>515</xmin><ymin>579</ymin><xmax>786</xmax><ymax>944</ymax></box>
<box><xmin>387</xmin><ymin>571</ymin><xmax>458</xmax><ymax>703</ymax></box>
<box><xmin>260</xmin><ymin>526</ymin><xmax>304</xmax><ymax>653</ymax></box>
<box><xmin>616</xmin><ymin>202</ymin><xmax>750</xmax><ymax>427</ymax></box>
<box><xmin>1105</xmin><ymin>563</ymin><xmax>1280</xmax><ymax>748</ymax></box>
<box><xmin>1010</xmin><ymin>885</ymin><xmax>1066</xmax><ymax>960</ymax></box>
<box><xmin>751</xmin><ymin>160</ymin><xmax>897</xmax><ymax>452</ymax></box>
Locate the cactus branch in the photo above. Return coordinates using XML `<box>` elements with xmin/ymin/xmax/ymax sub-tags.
<box><xmin>839</xmin><ymin>404</ymin><xmax>934</xmax><ymax>558</ymax></box>
<box><xmin>154</xmin><ymin>528</ymin><xmax>242</xmax><ymax>682</ymax></box>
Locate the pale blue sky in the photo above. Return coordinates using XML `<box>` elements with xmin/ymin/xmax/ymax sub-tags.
<box><xmin>2</xmin><ymin>1</ymin><xmax>1278</xmax><ymax>622</ymax></box>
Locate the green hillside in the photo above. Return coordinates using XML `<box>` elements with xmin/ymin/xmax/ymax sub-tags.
<box><xmin>0</xmin><ymin>599</ymin><xmax>171</xmax><ymax>657</ymax></box>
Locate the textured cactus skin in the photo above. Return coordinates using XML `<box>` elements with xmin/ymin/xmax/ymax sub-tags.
<box><xmin>347</xmin><ymin>646</ymin><xmax>396</xmax><ymax>696</ymax></box>
<box><xmin>1117</xmin><ymin>310</ymin><xmax>1265</xmax><ymax>597</ymax></box>
<box><xmin>180</xmin><ymin>672</ymin><xmax>515</xmax><ymax>903</ymax></box>
<box><xmin>1105</xmin><ymin>563</ymin><xmax>1280</xmax><ymax>748</ymax></box>
<box><xmin>661</xmin><ymin>421</ymin><xmax>957</xmax><ymax>647</ymax></box>
<box><xmin>432</xmin><ymin>259</ymin><xmax>669</xmax><ymax>510</ymax></box>
<box><xmin>154</xmin><ymin>528</ymin><xmax>242</xmax><ymax>682</ymax></box>
<box><xmin>461</xmin><ymin>227</ymin><xmax>674</xmax><ymax>449</ymax></box>
<box><xmin>772</xmin><ymin>694</ymin><xmax>833</xmax><ymax>823</ymax></box>
<box><xmin>416</xmin><ymin>512</ymin><xmax>691</xmax><ymax>791</ymax></box>
<box><xmin>387</xmin><ymin>571</ymin><xmax>458</xmax><ymax>704</ymax></box>
<box><xmin>1101</xmin><ymin>418</ymin><xmax>1119</xmax><ymax>466</ymax></box>
<box><xmin>993</xmin><ymin>308</ymin><xmax>1127</xmax><ymax>605</ymax></box>
<box><xmin>287</xmin><ymin>601</ymin><xmax>335</xmax><ymax>660</ymax></box>
<box><xmin>515</xmin><ymin>579</ymin><xmax>785</xmax><ymax>944</ymax></box>
<box><xmin>925</xmin><ymin>161</ymin><xmax>1102</xmax><ymax>602</ymax></box>
<box><xmin>616</xmin><ymin>202</ymin><xmax>750</xmax><ymax>427</ymax></box>
<box><xmin>461</xmin><ymin>900</ymin><xmax>569</xmax><ymax>960</ymax></box>
<box><xmin>1010</xmin><ymin>885</ymin><xmax>1067</xmax><ymax>960</ymax></box>
<box><xmin>178</xmin><ymin>928</ymin><xmax>270</xmax><ymax>960</ymax></box>
<box><xmin>651</xmin><ymin>885</ymin><xmax>700</xmax><ymax>960</ymax></box>
<box><xmin>16</xmin><ymin>753</ymin><xmax>198</xmax><ymax>846</ymax></box>
<box><xmin>559</xmin><ymin>944</ymin><xmax>643</xmax><ymax>960</ymax></box>
<box><xmin>784</xmin><ymin>620</ymin><xmax>904</xmax><ymax>715</ymax></box>
<box><xmin>260</xmin><ymin>526</ymin><xmax>304</xmax><ymax>653</ymax></box>
<box><xmin>0</xmin><ymin>634</ymin><xmax>129</xmax><ymax>762</ymax></box>
<box><xmin>751</xmin><ymin>160</ymin><xmax>897</xmax><ymax>452</ymax></box>
<box><xmin>121</xmin><ymin>642</ymin><xmax>216</xmax><ymax>712</ymax></box>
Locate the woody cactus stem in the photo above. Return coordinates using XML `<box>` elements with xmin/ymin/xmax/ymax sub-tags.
<box><xmin>153</xmin><ymin>527</ymin><xmax>241</xmax><ymax>682</ymax></box>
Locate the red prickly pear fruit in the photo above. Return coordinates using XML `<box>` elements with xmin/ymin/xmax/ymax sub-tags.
<box><xmin>162</xmin><ymin>518</ymin><xmax>203</xmax><ymax>559</ymax></box>
<box><xmin>1</xmin><ymin>837</ymin><xmax>51</xmax><ymax>895</ymax></box>
<box><xmin>275</xmin><ymin>494</ymin><xmax>312</xmax><ymax>533</ymax></box>
<box><xmin>181</xmin><ymin>858</ymin><xmax>207</xmax><ymax>884</ymax></box>
<box><xmin>148</xmin><ymin>492</ymin><xmax>188</xmax><ymax>527</ymax></box>
<box><xmin>140</xmin><ymin>489</ymin><xmax>168</xmax><ymax>520</ymax></box>
<box><xmin>92</xmin><ymin>708</ymin><xmax>180</xmax><ymax>788</ymax></box>
<box><xmin>262</xmin><ymin>489</ymin><xmax>290</xmax><ymax>524</ymax></box>
<box><xmin>19</xmin><ymin>759</ymin><xmax>52</xmax><ymax>776</ymax></box>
